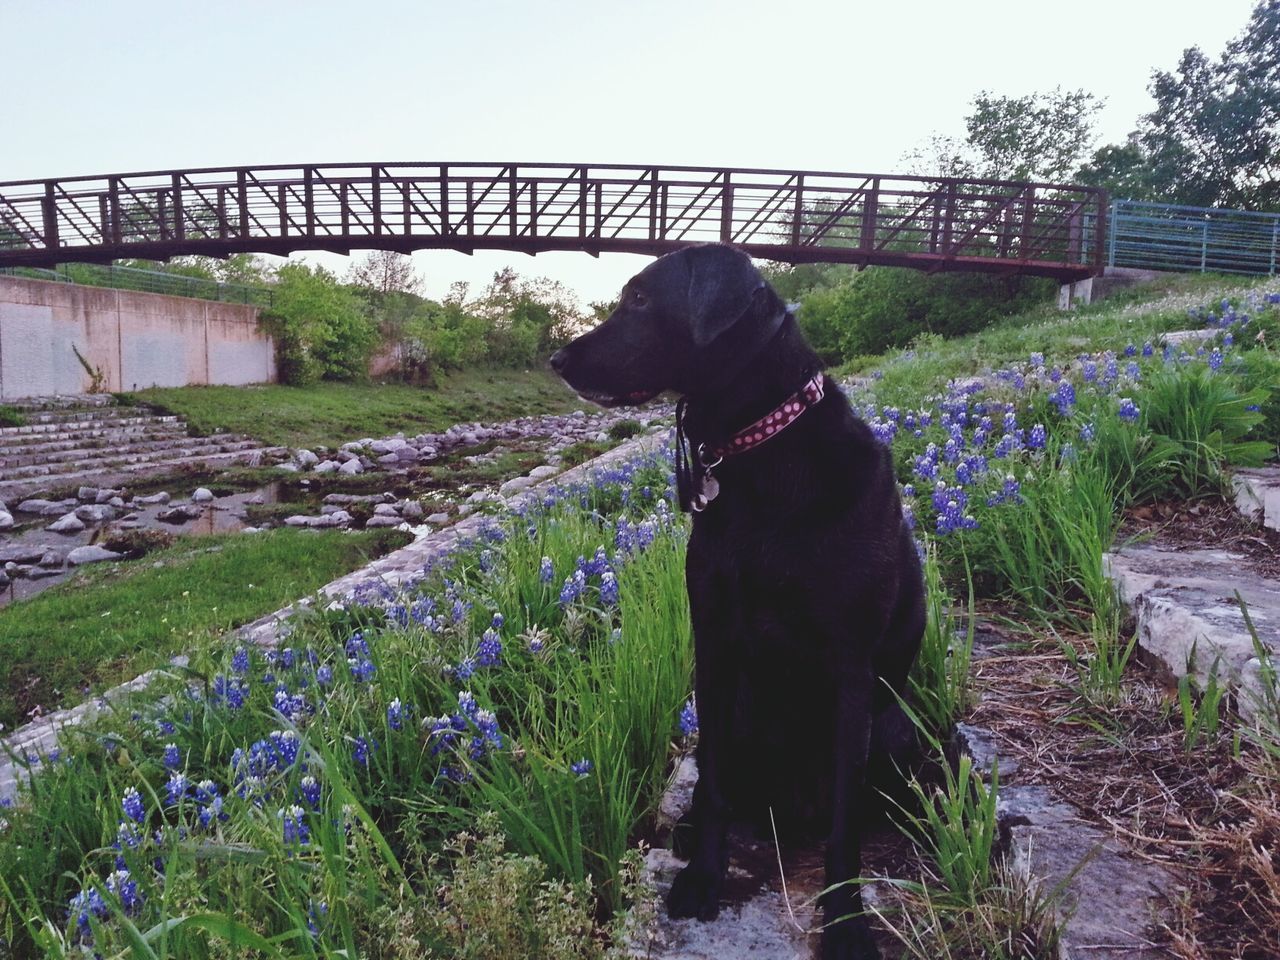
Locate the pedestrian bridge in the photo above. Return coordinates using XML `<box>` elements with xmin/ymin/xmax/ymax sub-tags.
<box><xmin>0</xmin><ymin>163</ymin><xmax>1107</xmax><ymax>281</ymax></box>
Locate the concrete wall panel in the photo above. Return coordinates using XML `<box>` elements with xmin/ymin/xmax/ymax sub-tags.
<box><xmin>0</xmin><ymin>276</ymin><xmax>275</xmax><ymax>400</ymax></box>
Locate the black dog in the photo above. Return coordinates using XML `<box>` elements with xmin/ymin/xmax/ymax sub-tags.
<box><xmin>550</xmin><ymin>244</ymin><xmax>924</xmax><ymax>960</ymax></box>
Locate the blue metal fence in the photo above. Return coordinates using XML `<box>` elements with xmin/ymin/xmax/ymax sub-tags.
<box><xmin>1108</xmin><ymin>199</ymin><xmax>1280</xmax><ymax>276</ymax></box>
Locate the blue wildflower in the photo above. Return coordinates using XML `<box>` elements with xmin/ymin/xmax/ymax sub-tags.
<box><xmin>387</xmin><ymin>698</ymin><xmax>406</xmax><ymax>731</ymax></box>
<box><xmin>1118</xmin><ymin>397</ymin><xmax>1140</xmax><ymax>422</ymax></box>
<box><xmin>163</xmin><ymin>743</ymin><xmax>181</xmax><ymax>770</ymax></box>
<box><xmin>122</xmin><ymin>787</ymin><xmax>145</xmax><ymax>824</ymax></box>
<box><xmin>477</xmin><ymin>629</ymin><xmax>502</xmax><ymax>667</ymax></box>
<box><xmin>231</xmin><ymin>647</ymin><xmax>250</xmax><ymax>674</ymax></box>
<box><xmin>299</xmin><ymin>775</ymin><xmax>321</xmax><ymax>810</ymax></box>
<box><xmin>316</xmin><ymin>664</ymin><xmax>334</xmax><ymax>687</ymax></box>
<box><xmin>1027</xmin><ymin>424</ymin><xmax>1047</xmax><ymax>450</ymax></box>
<box><xmin>679</xmin><ymin>699</ymin><xmax>698</xmax><ymax>736</ymax></box>
<box><xmin>571</xmin><ymin>758</ymin><xmax>593</xmax><ymax>777</ymax></box>
<box><xmin>599</xmin><ymin>571</ymin><xmax>619</xmax><ymax>606</ymax></box>
<box><xmin>351</xmin><ymin>736</ymin><xmax>376</xmax><ymax>768</ymax></box>
<box><xmin>165</xmin><ymin>772</ymin><xmax>190</xmax><ymax>805</ymax></box>
<box><xmin>279</xmin><ymin>804</ymin><xmax>310</xmax><ymax>846</ymax></box>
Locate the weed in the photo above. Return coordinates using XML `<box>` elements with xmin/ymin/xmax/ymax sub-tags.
<box><xmin>0</xmin><ymin>405</ymin><xmax>24</xmax><ymax>428</ymax></box>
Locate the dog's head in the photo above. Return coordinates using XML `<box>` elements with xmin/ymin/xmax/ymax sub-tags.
<box><xmin>550</xmin><ymin>243</ymin><xmax>786</xmax><ymax>405</ymax></box>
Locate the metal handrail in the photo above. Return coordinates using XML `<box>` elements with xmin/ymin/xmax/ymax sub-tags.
<box><xmin>1108</xmin><ymin>199</ymin><xmax>1280</xmax><ymax>276</ymax></box>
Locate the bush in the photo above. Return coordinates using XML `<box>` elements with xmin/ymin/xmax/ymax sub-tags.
<box><xmin>262</xmin><ymin>263</ymin><xmax>377</xmax><ymax>385</ymax></box>
<box><xmin>796</xmin><ymin>268</ymin><xmax>1055</xmax><ymax>362</ymax></box>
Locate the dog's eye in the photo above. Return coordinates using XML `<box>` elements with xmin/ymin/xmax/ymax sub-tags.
<box><xmin>629</xmin><ymin>288</ymin><xmax>648</xmax><ymax>308</ymax></box>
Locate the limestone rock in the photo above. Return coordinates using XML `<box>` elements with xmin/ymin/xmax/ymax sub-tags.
<box><xmin>191</xmin><ymin>487</ymin><xmax>214</xmax><ymax>502</ymax></box>
<box><xmin>338</xmin><ymin>458</ymin><xmax>364</xmax><ymax>476</ymax></box>
<box><xmin>75</xmin><ymin>504</ymin><xmax>116</xmax><ymax>523</ymax></box>
<box><xmin>157</xmin><ymin>505</ymin><xmax>202</xmax><ymax>524</ymax></box>
<box><xmin>314</xmin><ymin>460</ymin><xmax>339</xmax><ymax>474</ymax></box>
<box><xmin>294</xmin><ymin>449</ymin><xmax>320</xmax><ymax>469</ymax></box>
<box><xmin>47</xmin><ymin>513</ymin><xmax>85</xmax><ymax>534</ymax></box>
<box><xmin>364</xmin><ymin>515</ymin><xmax>403</xmax><ymax>528</ymax></box>
<box><xmin>77</xmin><ymin>486</ymin><xmax>99</xmax><ymax>502</ymax></box>
<box><xmin>16</xmin><ymin>499</ymin><xmax>59</xmax><ymax>514</ymax></box>
<box><xmin>136</xmin><ymin>492</ymin><xmax>171</xmax><ymax>505</ymax></box>
<box><xmin>68</xmin><ymin>545</ymin><xmax>125</xmax><ymax>565</ymax></box>
<box><xmin>0</xmin><ymin>511</ymin><xmax>13</xmax><ymax>531</ymax></box>
<box><xmin>373</xmin><ymin>503</ymin><xmax>400</xmax><ymax>517</ymax></box>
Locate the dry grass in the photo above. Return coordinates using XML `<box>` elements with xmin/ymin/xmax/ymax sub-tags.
<box><xmin>964</xmin><ymin>609</ymin><xmax>1280</xmax><ymax>960</ymax></box>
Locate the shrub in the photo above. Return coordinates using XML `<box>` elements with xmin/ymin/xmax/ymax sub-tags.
<box><xmin>262</xmin><ymin>263</ymin><xmax>377</xmax><ymax>384</ymax></box>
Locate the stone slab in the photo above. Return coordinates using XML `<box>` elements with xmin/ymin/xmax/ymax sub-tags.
<box><xmin>1232</xmin><ymin>466</ymin><xmax>1280</xmax><ymax>532</ymax></box>
<box><xmin>998</xmin><ymin>786</ymin><xmax>1176</xmax><ymax>960</ymax></box>
<box><xmin>1106</xmin><ymin>543</ymin><xmax>1280</xmax><ymax>717</ymax></box>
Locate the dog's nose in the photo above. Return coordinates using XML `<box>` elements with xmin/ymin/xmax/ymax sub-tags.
<box><xmin>549</xmin><ymin>348</ymin><xmax>569</xmax><ymax>374</ymax></box>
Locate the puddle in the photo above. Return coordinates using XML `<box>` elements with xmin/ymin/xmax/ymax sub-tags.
<box><xmin>0</xmin><ymin>484</ymin><xmax>286</xmax><ymax>607</ymax></box>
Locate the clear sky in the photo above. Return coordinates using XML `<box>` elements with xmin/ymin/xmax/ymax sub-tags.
<box><xmin>0</xmin><ymin>0</ymin><xmax>1259</xmax><ymax>304</ymax></box>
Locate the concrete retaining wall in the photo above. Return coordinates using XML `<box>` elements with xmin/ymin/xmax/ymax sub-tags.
<box><xmin>0</xmin><ymin>276</ymin><xmax>276</xmax><ymax>400</ymax></box>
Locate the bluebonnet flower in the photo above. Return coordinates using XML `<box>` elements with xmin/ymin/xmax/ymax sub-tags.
<box><xmin>316</xmin><ymin>664</ymin><xmax>334</xmax><ymax>687</ymax></box>
<box><xmin>165</xmin><ymin>772</ymin><xmax>190</xmax><ymax>805</ymax></box>
<box><xmin>387</xmin><ymin>698</ymin><xmax>406</xmax><ymax>731</ymax></box>
<box><xmin>1118</xmin><ymin>397</ymin><xmax>1140</xmax><ymax>422</ymax></box>
<box><xmin>156</xmin><ymin>718</ymin><xmax>175</xmax><ymax>736</ymax></box>
<box><xmin>299</xmin><ymin>775</ymin><xmax>321</xmax><ymax>810</ymax></box>
<box><xmin>912</xmin><ymin>446</ymin><xmax>940</xmax><ymax>482</ymax></box>
<box><xmin>453</xmin><ymin>656</ymin><xmax>476</xmax><ymax>681</ymax></box>
<box><xmin>1124</xmin><ymin>343</ymin><xmax>1136</xmax><ymax>357</ymax></box>
<box><xmin>1049</xmin><ymin>381</ymin><xmax>1076</xmax><ymax>415</ymax></box>
<box><xmin>351</xmin><ymin>736</ymin><xmax>376</xmax><ymax>768</ymax></box>
<box><xmin>902</xmin><ymin>501</ymin><xmax>915</xmax><ymax>530</ymax></box>
<box><xmin>458</xmin><ymin>690</ymin><xmax>479</xmax><ymax>718</ymax></box>
<box><xmin>1082</xmin><ymin>360</ymin><xmax>1098</xmax><ymax>382</ymax></box>
<box><xmin>477</xmin><ymin>629</ymin><xmax>502</xmax><ymax>667</ymax></box>
<box><xmin>1079</xmin><ymin>422</ymin><xmax>1096</xmax><ymax>443</ymax></box>
<box><xmin>571</xmin><ymin>758</ymin><xmax>594</xmax><ymax>777</ymax></box>
<box><xmin>559</xmin><ymin>570</ymin><xmax>586</xmax><ymax>606</ymax></box>
<box><xmin>1027</xmin><ymin>424</ymin><xmax>1047</xmax><ymax>450</ymax></box>
<box><xmin>599</xmin><ymin>571</ymin><xmax>619</xmax><ymax>606</ymax></box>
<box><xmin>935</xmin><ymin>499</ymin><xmax>978</xmax><ymax>536</ymax></box>
<box><xmin>1029</xmin><ymin>352</ymin><xmax>1045</xmax><ymax>368</ymax></box>
<box><xmin>1142</xmin><ymin>341</ymin><xmax>1154</xmax><ymax>357</ymax></box>
<box><xmin>528</xmin><ymin>634</ymin><xmax>546</xmax><ymax>655</ymax></box>
<box><xmin>348</xmin><ymin>657</ymin><xmax>376</xmax><ymax>683</ymax></box>
<box><xmin>993</xmin><ymin>433</ymin><xmax>1019</xmax><ymax>459</ymax></box>
<box><xmin>273</xmin><ymin>686</ymin><xmax>309</xmax><ymax>722</ymax></box>
<box><xmin>279</xmin><ymin>804</ymin><xmax>310</xmax><ymax>846</ymax></box>
<box><xmin>1125</xmin><ymin>361</ymin><xmax>1140</xmax><ymax>380</ymax></box>
<box><xmin>231</xmin><ymin>647</ymin><xmax>250</xmax><ymax>675</ymax></box>
<box><xmin>106</xmin><ymin>868</ymin><xmax>144</xmax><ymax>915</ymax></box>
<box><xmin>195</xmin><ymin>780</ymin><xmax>225</xmax><ymax>828</ymax></box>
<box><xmin>122</xmin><ymin>787</ymin><xmax>145</xmax><ymax>824</ymax></box>
<box><xmin>69</xmin><ymin>887</ymin><xmax>108</xmax><ymax>941</ymax></box>
<box><xmin>307</xmin><ymin>900</ymin><xmax>329</xmax><ymax>938</ymax></box>
<box><xmin>212</xmin><ymin>675</ymin><xmax>247</xmax><ymax>711</ymax></box>
<box><xmin>679</xmin><ymin>699</ymin><xmax>698</xmax><ymax>736</ymax></box>
<box><xmin>491</xmin><ymin>612</ymin><xmax>504</xmax><ymax>629</ymax></box>
<box><xmin>1209</xmin><ymin>348</ymin><xmax>1224</xmax><ymax>371</ymax></box>
<box><xmin>163</xmin><ymin>743</ymin><xmax>181</xmax><ymax>770</ymax></box>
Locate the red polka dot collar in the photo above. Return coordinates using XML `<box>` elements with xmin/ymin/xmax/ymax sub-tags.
<box><xmin>709</xmin><ymin>374</ymin><xmax>826</xmax><ymax>460</ymax></box>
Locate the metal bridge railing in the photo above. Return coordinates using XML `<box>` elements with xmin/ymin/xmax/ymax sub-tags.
<box><xmin>0</xmin><ymin>163</ymin><xmax>1108</xmax><ymax>281</ymax></box>
<box><xmin>1108</xmin><ymin>199</ymin><xmax>1280</xmax><ymax>276</ymax></box>
<box><xmin>0</xmin><ymin>261</ymin><xmax>272</xmax><ymax>307</ymax></box>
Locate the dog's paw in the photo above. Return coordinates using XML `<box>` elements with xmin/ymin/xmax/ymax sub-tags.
<box><xmin>821</xmin><ymin>919</ymin><xmax>880</xmax><ymax>960</ymax></box>
<box><xmin>666</xmin><ymin>864</ymin><xmax>722</xmax><ymax>921</ymax></box>
<box><xmin>670</xmin><ymin>812</ymin><xmax>698</xmax><ymax>859</ymax></box>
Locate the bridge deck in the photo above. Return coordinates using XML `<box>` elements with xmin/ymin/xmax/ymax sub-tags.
<box><xmin>0</xmin><ymin>163</ymin><xmax>1107</xmax><ymax>280</ymax></box>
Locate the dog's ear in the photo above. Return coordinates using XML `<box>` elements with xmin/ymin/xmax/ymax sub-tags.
<box><xmin>686</xmin><ymin>245</ymin><xmax>766</xmax><ymax>347</ymax></box>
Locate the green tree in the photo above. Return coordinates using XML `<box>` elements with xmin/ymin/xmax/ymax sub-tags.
<box><xmin>261</xmin><ymin>262</ymin><xmax>376</xmax><ymax>384</ymax></box>
<box><xmin>904</xmin><ymin>88</ymin><xmax>1104</xmax><ymax>183</ymax></box>
<box><xmin>1074</xmin><ymin>136</ymin><xmax>1160</xmax><ymax>201</ymax></box>
<box><xmin>1137</xmin><ymin>0</ymin><xmax>1280</xmax><ymax>209</ymax></box>
<box><xmin>472</xmin><ymin>268</ymin><xmax>584</xmax><ymax>367</ymax></box>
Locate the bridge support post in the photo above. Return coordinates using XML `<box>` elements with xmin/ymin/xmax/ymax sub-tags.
<box><xmin>1057</xmin><ymin>278</ymin><xmax>1093</xmax><ymax>310</ymax></box>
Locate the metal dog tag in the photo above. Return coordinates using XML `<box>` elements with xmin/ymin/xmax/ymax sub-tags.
<box><xmin>692</xmin><ymin>473</ymin><xmax>719</xmax><ymax>512</ymax></box>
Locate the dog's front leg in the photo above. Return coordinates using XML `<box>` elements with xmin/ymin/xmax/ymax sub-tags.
<box><xmin>821</xmin><ymin>650</ymin><xmax>880</xmax><ymax>960</ymax></box>
<box><xmin>667</xmin><ymin>555</ymin><xmax>733</xmax><ymax>921</ymax></box>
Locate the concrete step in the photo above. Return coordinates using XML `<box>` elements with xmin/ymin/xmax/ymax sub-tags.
<box><xmin>0</xmin><ymin>438</ymin><xmax>265</xmax><ymax>482</ymax></box>
<box><xmin>0</xmin><ymin>413</ymin><xmax>182</xmax><ymax>438</ymax></box>
<box><xmin>0</xmin><ymin>445</ymin><xmax>286</xmax><ymax>502</ymax></box>
<box><xmin>0</xmin><ymin>394</ymin><xmax>118</xmax><ymax>413</ymax></box>
<box><xmin>1233</xmin><ymin>467</ymin><xmax>1280</xmax><ymax>533</ymax></box>
<box><xmin>0</xmin><ymin>423</ymin><xmax>190</xmax><ymax>455</ymax></box>
<box><xmin>0</xmin><ymin>431</ymin><xmax>229</xmax><ymax>469</ymax></box>
<box><xmin>1106</xmin><ymin>543</ymin><xmax>1280</xmax><ymax>719</ymax></box>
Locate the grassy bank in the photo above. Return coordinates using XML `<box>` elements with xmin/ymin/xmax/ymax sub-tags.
<box><xmin>0</xmin><ymin>527</ymin><xmax>410</xmax><ymax>731</ymax></box>
<box><xmin>122</xmin><ymin>367</ymin><xmax>580</xmax><ymax>450</ymax></box>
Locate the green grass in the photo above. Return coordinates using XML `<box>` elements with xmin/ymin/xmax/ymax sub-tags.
<box><xmin>0</xmin><ymin>527</ymin><xmax>410</xmax><ymax>730</ymax></box>
<box><xmin>0</xmin><ymin>405</ymin><xmax>25</xmax><ymax>428</ymax></box>
<box><xmin>121</xmin><ymin>367</ymin><xmax>580</xmax><ymax>450</ymax></box>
